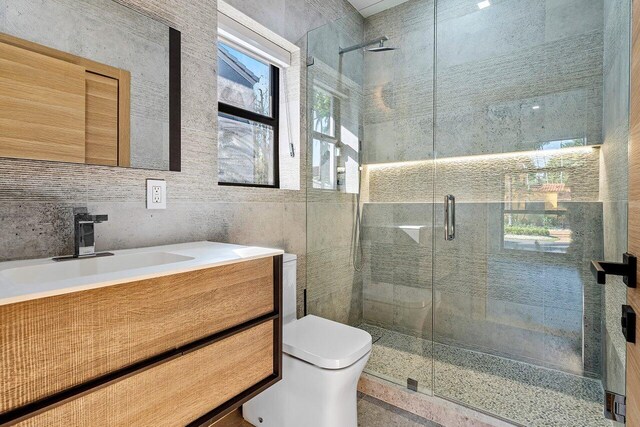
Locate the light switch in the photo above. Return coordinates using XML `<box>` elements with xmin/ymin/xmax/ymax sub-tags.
<box><xmin>146</xmin><ymin>179</ymin><xmax>166</xmax><ymax>209</ymax></box>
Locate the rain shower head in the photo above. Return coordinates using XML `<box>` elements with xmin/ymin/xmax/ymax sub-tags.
<box><xmin>366</xmin><ymin>40</ymin><xmax>398</xmax><ymax>52</ymax></box>
<box><xmin>339</xmin><ymin>36</ymin><xmax>397</xmax><ymax>55</ymax></box>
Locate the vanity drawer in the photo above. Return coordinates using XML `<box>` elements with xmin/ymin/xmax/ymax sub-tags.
<box><xmin>15</xmin><ymin>321</ymin><xmax>275</xmax><ymax>427</ymax></box>
<box><xmin>0</xmin><ymin>256</ymin><xmax>276</xmax><ymax>414</ymax></box>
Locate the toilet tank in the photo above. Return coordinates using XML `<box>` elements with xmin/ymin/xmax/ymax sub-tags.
<box><xmin>282</xmin><ymin>254</ymin><xmax>297</xmax><ymax>324</ymax></box>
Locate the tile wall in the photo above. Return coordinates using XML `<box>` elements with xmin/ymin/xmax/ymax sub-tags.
<box><xmin>0</xmin><ymin>0</ymin><xmax>360</xmax><ymax>319</ymax></box>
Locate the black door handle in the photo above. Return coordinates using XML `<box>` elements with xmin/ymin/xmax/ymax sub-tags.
<box><xmin>622</xmin><ymin>305</ymin><xmax>636</xmax><ymax>344</ymax></box>
<box><xmin>590</xmin><ymin>253</ymin><xmax>636</xmax><ymax>288</ymax></box>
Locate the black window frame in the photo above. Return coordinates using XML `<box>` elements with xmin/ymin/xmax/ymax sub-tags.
<box><xmin>218</xmin><ymin>60</ymin><xmax>280</xmax><ymax>188</ymax></box>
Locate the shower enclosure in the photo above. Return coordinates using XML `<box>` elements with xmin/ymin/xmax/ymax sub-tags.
<box><xmin>305</xmin><ymin>1</ymin><xmax>630</xmax><ymax>426</ymax></box>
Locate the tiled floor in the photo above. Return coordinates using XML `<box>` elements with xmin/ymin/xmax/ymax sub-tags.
<box><xmin>218</xmin><ymin>395</ymin><xmax>438</xmax><ymax>427</ymax></box>
<box><xmin>358</xmin><ymin>393</ymin><xmax>441</xmax><ymax>427</ymax></box>
<box><xmin>359</xmin><ymin>324</ymin><xmax>611</xmax><ymax>427</ymax></box>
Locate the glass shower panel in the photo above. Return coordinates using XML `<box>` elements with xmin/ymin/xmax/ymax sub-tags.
<box><xmin>357</xmin><ymin>0</ymin><xmax>436</xmax><ymax>394</ymax></box>
<box><xmin>305</xmin><ymin>1</ymin><xmax>437</xmax><ymax>393</ymax></box>
<box><xmin>305</xmin><ymin>13</ymin><xmax>366</xmax><ymax>332</ymax></box>
<box><xmin>432</xmin><ymin>0</ymin><xmax>628</xmax><ymax>426</ymax></box>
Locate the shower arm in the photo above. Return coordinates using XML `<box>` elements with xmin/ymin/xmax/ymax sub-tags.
<box><xmin>339</xmin><ymin>36</ymin><xmax>389</xmax><ymax>55</ymax></box>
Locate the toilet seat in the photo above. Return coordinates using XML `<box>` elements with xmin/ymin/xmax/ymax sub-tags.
<box><xmin>283</xmin><ymin>315</ymin><xmax>372</xmax><ymax>369</ymax></box>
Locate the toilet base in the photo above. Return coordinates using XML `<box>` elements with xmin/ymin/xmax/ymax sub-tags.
<box><xmin>243</xmin><ymin>351</ymin><xmax>370</xmax><ymax>427</ymax></box>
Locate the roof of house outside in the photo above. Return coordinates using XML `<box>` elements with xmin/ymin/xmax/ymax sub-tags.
<box><xmin>218</xmin><ymin>45</ymin><xmax>260</xmax><ymax>88</ymax></box>
<box><xmin>534</xmin><ymin>183</ymin><xmax>570</xmax><ymax>193</ymax></box>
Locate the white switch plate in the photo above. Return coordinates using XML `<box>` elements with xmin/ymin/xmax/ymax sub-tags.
<box><xmin>146</xmin><ymin>179</ymin><xmax>166</xmax><ymax>209</ymax></box>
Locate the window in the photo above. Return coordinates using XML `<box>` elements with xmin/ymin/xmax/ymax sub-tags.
<box><xmin>498</xmin><ymin>144</ymin><xmax>600</xmax><ymax>254</ymax></box>
<box><xmin>502</xmin><ymin>171</ymin><xmax>573</xmax><ymax>254</ymax></box>
<box><xmin>312</xmin><ymin>87</ymin><xmax>335</xmax><ymax>137</ymax></box>
<box><xmin>217</xmin><ymin>41</ymin><xmax>280</xmax><ymax>187</ymax></box>
<box><xmin>311</xmin><ymin>86</ymin><xmax>339</xmax><ymax>189</ymax></box>
<box><xmin>312</xmin><ymin>138</ymin><xmax>336</xmax><ymax>189</ymax></box>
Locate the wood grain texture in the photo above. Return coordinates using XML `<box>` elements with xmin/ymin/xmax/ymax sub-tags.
<box><xmin>117</xmin><ymin>69</ymin><xmax>131</xmax><ymax>167</ymax></box>
<box><xmin>0</xmin><ymin>257</ymin><xmax>274</xmax><ymax>414</ymax></box>
<box><xmin>0</xmin><ymin>32</ymin><xmax>123</xmax><ymax>81</ymax></box>
<box><xmin>211</xmin><ymin>408</ymin><xmax>254</xmax><ymax>427</ymax></box>
<box><xmin>85</xmin><ymin>72</ymin><xmax>119</xmax><ymax>166</ymax></box>
<box><xmin>0</xmin><ymin>41</ymin><xmax>86</xmax><ymax>163</ymax></box>
<box><xmin>628</xmin><ymin>0</ymin><xmax>640</xmax><ymax>425</ymax></box>
<box><xmin>16</xmin><ymin>321</ymin><xmax>274</xmax><ymax>427</ymax></box>
<box><xmin>0</xmin><ymin>32</ymin><xmax>131</xmax><ymax>168</ymax></box>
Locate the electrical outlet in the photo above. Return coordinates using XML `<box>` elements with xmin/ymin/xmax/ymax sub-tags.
<box><xmin>146</xmin><ymin>179</ymin><xmax>166</xmax><ymax>209</ymax></box>
<box><xmin>152</xmin><ymin>186</ymin><xmax>162</xmax><ymax>203</ymax></box>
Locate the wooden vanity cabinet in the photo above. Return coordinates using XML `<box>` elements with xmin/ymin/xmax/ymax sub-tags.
<box><xmin>0</xmin><ymin>255</ymin><xmax>283</xmax><ymax>426</ymax></box>
<box><xmin>15</xmin><ymin>322</ymin><xmax>275</xmax><ymax>427</ymax></box>
<box><xmin>0</xmin><ymin>32</ymin><xmax>130</xmax><ymax>167</ymax></box>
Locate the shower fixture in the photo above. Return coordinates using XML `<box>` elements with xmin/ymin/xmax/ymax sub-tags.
<box><xmin>366</xmin><ymin>39</ymin><xmax>397</xmax><ymax>52</ymax></box>
<box><xmin>339</xmin><ymin>36</ymin><xmax>397</xmax><ymax>55</ymax></box>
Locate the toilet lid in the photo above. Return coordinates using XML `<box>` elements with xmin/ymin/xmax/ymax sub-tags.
<box><xmin>283</xmin><ymin>315</ymin><xmax>372</xmax><ymax>370</ymax></box>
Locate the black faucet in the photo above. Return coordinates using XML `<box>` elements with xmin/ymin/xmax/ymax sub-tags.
<box><xmin>53</xmin><ymin>208</ymin><xmax>113</xmax><ymax>261</ymax></box>
<box><xmin>74</xmin><ymin>209</ymin><xmax>109</xmax><ymax>257</ymax></box>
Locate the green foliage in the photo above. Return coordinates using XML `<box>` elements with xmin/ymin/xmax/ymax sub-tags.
<box><xmin>314</xmin><ymin>90</ymin><xmax>332</xmax><ymax>118</ymax></box>
<box><xmin>504</xmin><ymin>225</ymin><xmax>551</xmax><ymax>236</ymax></box>
<box><xmin>312</xmin><ymin>89</ymin><xmax>334</xmax><ymax>136</ymax></box>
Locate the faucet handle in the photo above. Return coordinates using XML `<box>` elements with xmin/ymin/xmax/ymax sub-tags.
<box><xmin>93</xmin><ymin>214</ymin><xmax>108</xmax><ymax>223</ymax></box>
<box><xmin>74</xmin><ymin>212</ymin><xmax>108</xmax><ymax>223</ymax></box>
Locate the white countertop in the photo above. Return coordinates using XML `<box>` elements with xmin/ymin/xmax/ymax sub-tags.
<box><xmin>0</xmin><ymin>241</ymin><xmax>284</xmax><ymax>306</ymax></box>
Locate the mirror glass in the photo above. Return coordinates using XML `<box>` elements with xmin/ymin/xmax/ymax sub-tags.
<box><xmin>0</xmin><ymin>0</ymin><xmax>180</xmax><ymax>171</ymax></box>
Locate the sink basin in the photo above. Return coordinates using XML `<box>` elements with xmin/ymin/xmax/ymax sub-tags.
<box><xmin>0</xmin><ymin>252</ymin><xmax>195</xmax><ymax>286</ymax></box>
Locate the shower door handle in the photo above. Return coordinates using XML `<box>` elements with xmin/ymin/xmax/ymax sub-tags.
<box><xmin>591</xmin><ymin>253</ymin><xmax>636</xmax><ymax>287</ymax></box>
<box><xmin>444</xmin><ymin>195</ymin><xmax>455</xmax><ymax>241</ymax></box>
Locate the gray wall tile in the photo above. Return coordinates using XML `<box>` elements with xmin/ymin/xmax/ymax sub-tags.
<box><xmin>0</xmin><ymin>0</ymin><xmax>360</xmax><ymax>321</ymax></box>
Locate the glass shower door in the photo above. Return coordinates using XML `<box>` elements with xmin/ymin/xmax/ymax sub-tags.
<box><xmin>306</xmin><ymin>1</ymin><xmax>630</xmax><ymax>425</ymax></box>
<box><xmin>432</xmin><ymin>0</ymin><xmax>629</xmax><ymax>425</ymax></box>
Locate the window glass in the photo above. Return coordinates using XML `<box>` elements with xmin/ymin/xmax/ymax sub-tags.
<box><xmin>503</xmin><ymin>171</ymin><xmax>573</xmax><ymax>253</ymax></box>
<box><xmin>312</xmin><ymin>138</ymin><xmax>336</xmax><ymax>189</ymax></box>
<box><xmin>218</xmin><ymin>113</ymin><xmax>275</xmax><ymax>186</ymax></box>
<box><xmin>312</xmin><ymin>87</ymin><xmax>335</xmax><ymax>137</ymax></box>
<box><xmin>217</xmin><ymin>38</ymin><xmax>279</xmax><ymax>187</ymax></box>
<box><xmin>217</xmin><ymin>41</ymin><xmax>272</xmax><ymax>117</ymax></box>
<box><xmin>503</xmin><ymin>211</ymin><xmax>571</xmax><ymax>253</ymax></box>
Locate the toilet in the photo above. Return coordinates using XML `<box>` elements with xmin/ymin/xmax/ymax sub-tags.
<box><xmin>242</xmin><ymin>254</ymin><xmax>372</xmax><ymax>427</ymax></box>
